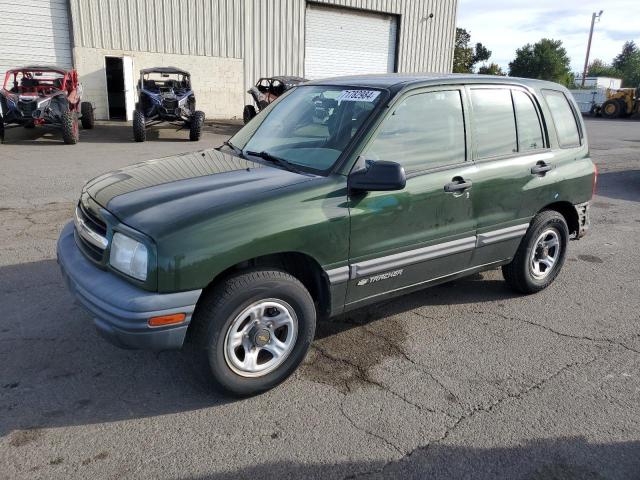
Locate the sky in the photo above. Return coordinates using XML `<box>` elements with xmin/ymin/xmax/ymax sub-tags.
<box><xmin>457</xmin><ymin>0</ymin><xmax>640</xmax><ymax>74</ymax></box>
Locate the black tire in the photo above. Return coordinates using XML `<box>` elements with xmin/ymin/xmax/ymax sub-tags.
<box><xmin>189</xmin><ymin>110</ymin><xmax>205</xmax><ymax>141</ymax></box>
<box><xmin>189</xmin><ymin>270</ymin><xmax>316</xmax><ymax>397</ymax></box>
<box><xmin>502</xmin><ymin>210</ymin><xmax>569</xmax><ymax>294</ymax></box>
<box><xmin>61</xmin><ymin>110</ymin><xmax>79</xmax><ymax>145</ymax></box>
<box><xmin>618</xmin><ymin>99</ymin><xmax>631</xmax><ymax>117</ymax></box>
<box><xmin>243</xmin><ymin>104</ymin><xmax>257</xmax><ymax>124</ymax></box>
<box><xmin>601</xmin><ymin>99</ymin><xmax>623</xmax><ymax>119</ymax></box>
<box><xmin>24</xmin><ymin>121</ymin><xmax>36</xmax><ymax>129</ymax></box>
<box><xmin>80</xmin><ymin>102</ymin><xmax>95</xmax><ymax>129</ymax></box>
<box><xmin>133</xmin><ymin>109</ymin><xmax>146</xmax><ymax>142</ymax></box>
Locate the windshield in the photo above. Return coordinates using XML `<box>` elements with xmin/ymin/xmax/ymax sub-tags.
<box><xmin>230</xmin><ymin>85</ymin><xmax>384</xmax><ymax>174</ymax></box>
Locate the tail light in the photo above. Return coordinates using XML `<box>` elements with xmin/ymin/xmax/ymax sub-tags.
<box><xmin>592</xmin><ymin>164</ymin><xmax>598</xmax><ymax>198</ymax></box>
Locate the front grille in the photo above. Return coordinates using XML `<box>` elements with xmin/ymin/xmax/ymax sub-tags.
<box><xmin>18</xmin><ymin>100</ymin><xmax>36</xmax><ymax>116</ymax></box>
<box><xmin>75</xmin><ymin>201</ymin><xmax>108</xmax><ymax>263</ymax></box>
<box><xmin>162</xmin><ymin>99</ymin><xmax>178</xmax><ymax>110</ymax></box>
<box><xmin>78</xmin><ymin>201</ymin><xmax>107</xmax><ymax>237</ymax></box>
<box><xmin>74</xmin><ymin>229</ymin><xmax>104</xmax><ymax>262</ymax></box>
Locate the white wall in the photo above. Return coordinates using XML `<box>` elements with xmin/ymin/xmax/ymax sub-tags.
<box><xmin>73</xmin><ymin>47</ymin><xmax>244</xmax><ymax>121</ymax></box>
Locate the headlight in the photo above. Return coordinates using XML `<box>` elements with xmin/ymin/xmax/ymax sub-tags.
<box><xmin>109</xmin><ymin>233</ymin><xmax>148</xmax><ymax>281</ymax></box>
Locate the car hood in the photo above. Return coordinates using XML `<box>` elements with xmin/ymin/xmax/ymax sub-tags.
<box><xmin>84</xmin><ymin>148</ymin><xmax>315</xmax><ymax>238</ymax></box>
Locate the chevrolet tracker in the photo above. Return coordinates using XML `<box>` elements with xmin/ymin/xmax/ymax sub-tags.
<box><xmin>58</xmin><ymin>74</ymin><xmax>596</xmax><ymax>396</ymax></box>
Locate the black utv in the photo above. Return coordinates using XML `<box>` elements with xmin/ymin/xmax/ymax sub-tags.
<box><xmin>133</xmin><ymin>67</ymin><xmax>204</xmax><ymax>142</ymax></box>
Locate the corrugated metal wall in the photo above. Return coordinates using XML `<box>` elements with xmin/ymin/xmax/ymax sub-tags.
<box><xmin>69</xmin><ymin>0</ymin><xmax>243</xmax><ymax>58</ymax></box>
<box><xmin>244</xmin><ymin>0</ymin><xmax>458</xmax><ymax>95</ymax></box>
<box><xmin>69</xmin><ymin>0</ymin><xmax>457</xmax><ymax>89</ymax></box>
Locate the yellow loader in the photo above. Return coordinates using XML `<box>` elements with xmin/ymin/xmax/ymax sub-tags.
<box><xmin>600</xmin><ymin>88</ymin><xmax>640</xmax><ymax>119</ymax></box>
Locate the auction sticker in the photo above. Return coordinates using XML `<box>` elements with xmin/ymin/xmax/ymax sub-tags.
<box><xmin>337</xmin><ymin>90</ymin><xmax>380</xmax><ymax>103</ymax></box>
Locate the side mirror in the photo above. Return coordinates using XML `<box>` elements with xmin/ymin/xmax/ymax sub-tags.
<box><xmin>349</xmin><ymin>160</ymin><xmax>406</xmax><ymax>192</ymax></box>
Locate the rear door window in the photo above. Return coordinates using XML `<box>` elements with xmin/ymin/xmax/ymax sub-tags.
<box><xmin>364</xmin><ymin>90</ymin><xmax>466</xmax><ymax>172</ymax></box>
<box><xmin>512</xmin><ymin>90</ymin><xmax>544</xmax><ymax>152</ymax></box>
<box><xmin>469</xmin><ymin>88</ymin><xmax>517</xmax><ymax>159</ymax></box>
<box><xmin>542</xmin><ymin>90</ymin><xmax>581</xmax><ymax>148</ymax></box>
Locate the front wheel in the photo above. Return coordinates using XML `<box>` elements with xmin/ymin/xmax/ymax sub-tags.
<box><xmin>80</xmin><ymin>102</ymin><xmax>95</xmax><ymax>129</ymax></box>
<box><xmin>189</xmin><ymin>110</ymin><xmax>205</xmax><ymax>141</ymax></box>
<box><xmin>133</xmin><ymin>110</ymin><xmax>146</xmax><ymax>142</ymax></box>
<box><xmin>243</xmin><ymin>104</ymin><xmax>257</xmax><ymax>124</ymax></box>
<box><xmin>190</xmin><ymin>270</ymin><xmax>316</xmax><ymax>396</ymax></box>
<box><xmin>502</xmin><ymin>210</ymin><xmax>569</xmax><ymax>294</ymax></box>
<box><xmin>61</xmin><ymin>110</ymin><xmax>79</xmax><ymax>144</ymax></box>
<box><xmin>601</xmin><ymin>99</ymin><xmax>623</xmax><ymax>119</ymax></box>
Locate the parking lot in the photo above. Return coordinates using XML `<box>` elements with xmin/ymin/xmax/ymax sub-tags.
<box><xmin>1</xmin><ymin>118</ymin><xmax>639</xmax><ymax>479</ymax></box>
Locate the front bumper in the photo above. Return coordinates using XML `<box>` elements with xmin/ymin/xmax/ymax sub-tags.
<box><xmin>57</xmin><ymin>222</ymin><xmax>202</xmax><ymax>350</ymax></box>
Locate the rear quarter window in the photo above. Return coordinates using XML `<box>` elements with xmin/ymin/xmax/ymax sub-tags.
<box><xmin>542</xmin><ymin>90</ymin><xmax>581</xmax><ymax>148</ymax></box>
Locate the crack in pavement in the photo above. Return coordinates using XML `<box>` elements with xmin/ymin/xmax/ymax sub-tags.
<box><xmin>310</xmin><ymin>345</ymin><xmax>426</xmax><ymax>456</ymax></box>
<box><xmin>474</xmin><ymin>309</ymin><xmax>640</xmax><ymax>356</ymax></box>
<box><xmin>360</xmin><ymin>321</ymin><xmax>461</xmax><ymax>413</ymax></box>
<box><xmin>311</xmin><ymin>344</ymin><xmax>436</xmax><ymax>415</ymax></box>
<box><xmin>343</xmin><ymin>355</ymin><xmax>600</xmax><ymax>479</ymax></box>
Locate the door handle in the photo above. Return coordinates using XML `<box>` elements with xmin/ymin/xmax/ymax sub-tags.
<box><xmin>444</xmin><ymin>177</ymin><xmax>472</xmax><ymax>193</ymax></box>
<box><xmin>531</xmin><ymin>161</ymin><xmax>553</xmax><ymax>175</ymax></box>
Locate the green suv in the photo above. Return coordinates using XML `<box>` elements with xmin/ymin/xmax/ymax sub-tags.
<box><xmin>58</xmin><ymin>74</ymin><xmax>595</xmax><ymax>396</ymax></box>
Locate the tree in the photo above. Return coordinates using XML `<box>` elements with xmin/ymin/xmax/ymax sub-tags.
<box><xmin>453</xmin><ymin>28</ymin><xmax>492</xmax><ymax>73</ymax></box>
<box><xmin>478</xmin><ymin>63</ymin><xmax>505</xmax><ymax>76</ymax></box>
<box><xmin>613</xmin><ymin>41</ymin><xmax>638</xmax><ymax>70</ymax></box>
<box><xmin>587</xmin><ymin>59</ymin><xmax>621</xmax><ymax>78</ymax></box>
<box><xmin>612</xmin><ymin>41</ymin><xmax>640</xmax><ymax>88</ymax></box>
<box><xmin>508</xmin><ymin>38</ymin><xmax>572</xmax><ymax>86</ymax></box>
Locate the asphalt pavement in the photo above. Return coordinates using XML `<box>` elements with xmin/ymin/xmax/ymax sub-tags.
<box><xmin>0</xmin><ymin>118</ymin><xmax>638</xmax><ymax>479</ymax></box>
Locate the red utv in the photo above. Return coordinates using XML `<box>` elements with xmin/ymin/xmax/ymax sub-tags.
<box><xmin>0</xmin><ymin>66</ymin><xmax>94</xmax><ymax>144</ymax></box>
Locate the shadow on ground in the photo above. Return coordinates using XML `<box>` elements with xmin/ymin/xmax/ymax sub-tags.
<box><xmin>0</xmin><ymin>258</ymin><xmax>517</xmax><ymax>436</ymax></box>
<box><xmin>0</xmin><ymin>121</ymin><xmax>239</xmax><ymax>145</ymax></box>
<box><xmin>596</xmin><ymin>170</ymin><xmax>640</xmax><ymax>203</ymax></box>
<box><xmin>200</xmin><ymin>436</ymin><xmax>640</xmax><ymax>479</ymax></box>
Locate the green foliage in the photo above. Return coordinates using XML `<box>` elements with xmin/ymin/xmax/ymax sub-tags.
<box><xmin>587</xmin><ymin>59</ymin><xmax>621</xmax><ymax>78</ymax></box>
<box><xmin>508</xmin><ymin>39</ymin><xmax>572</xmax><ymax>86</ymax></box>
<box><xmin>612</xmin><ymin>41</ymin><xmax>640</xmax><ymax>88</ymax></box>
<box><xmin>473</xmin><ymin>43</ymin><xmax>491</xmax><ymax>65</ymax></box>
<box><xmin>453</xmin><ymin>28</ymin><xmax>493</xmax><ymax>73</ymax></box>
<box><xmin>477</xmin><ymin>63</ymin><xmax>505</xmax><ymax>76</ymax></box>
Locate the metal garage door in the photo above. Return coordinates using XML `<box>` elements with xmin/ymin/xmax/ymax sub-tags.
<box><xmin>0</xmin><ymin>0</ymin><xmax>73</xmax><ymax>80</ymax></box>
<box><xmin>304</xmin><ymin>4</ymin><xmax>397</xmax><ymax>80</ymax></box>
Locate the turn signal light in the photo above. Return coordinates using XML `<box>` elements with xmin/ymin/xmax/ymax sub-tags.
<box><xmin>148</xmin><ymin>313</ymin><xmax>186</xmax><ymax>327</ymax></box>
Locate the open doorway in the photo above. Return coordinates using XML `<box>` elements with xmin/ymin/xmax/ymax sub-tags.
<box><xmin>105</xmin><ymin>57</ymin><xmax>126</xmax><ymax>120</ymax></box>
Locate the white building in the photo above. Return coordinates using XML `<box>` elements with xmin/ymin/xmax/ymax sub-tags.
<box><xmin>574</xmin><ymin>76</ymin><xmax>623</xmax><ymax>90</ymax></box>
<box><xmin>0</xmin><ymin>0</ymin><xmax>458</xmax><ymax>121</ymax></box>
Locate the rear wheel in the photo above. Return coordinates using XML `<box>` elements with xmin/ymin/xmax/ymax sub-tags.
<box><xmin>189</xmin><ymin>270</ymin><xmax>316</xmax><ymax>396</ymax></box>
<box><xmin>601</xmin><ymin>99</ymin><xmax>623</xmax><ymax>119</ymax></box>
<box><xmin>502</xmin><ymin>210</ymin><xmax>569</xmax><ymax>294</ymax></box>
<box><xmin>189</xmin><ymin>110</ymin><xmax>205</xmax><ymax>141</ymax></box>
<box><xmin>133</xmin><ymin>110</ymin><xmax>146</xmax><ymax>142</ymax></box>
<box><xmin>80</xmin><ymin>102</ymin><xmax>95</xmax><ymax>129</ymax></box>
<box><xmin>61</xmin><ymin>110</ymin><xmax>79</xmax><ymax>144</ymax></box>
<box><xmin>243</xmin><ymin>104</ymin><xmax>257</xmax><ymax>124</ymax></box>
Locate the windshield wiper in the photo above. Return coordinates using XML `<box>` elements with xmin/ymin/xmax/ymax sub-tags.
<box><xmin>222</xmin><ymin>140</ymin><xmax>244</xmax><ymax>157</ymax></box>
<box><xmin>245</xmin><ymin>150</ymin><xmax>301</xmax><ymax>173</ymax></box>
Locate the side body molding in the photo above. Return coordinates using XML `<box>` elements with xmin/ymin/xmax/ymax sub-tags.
<box><xmin>324</xmin><ymin>223</ymin><xmax>530</xmax><ymax>284</ymax></box>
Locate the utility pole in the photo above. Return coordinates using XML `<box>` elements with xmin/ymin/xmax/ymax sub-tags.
<box><xmin>581</xmin><ymin>10</ymin><xmax>603</xmax><ymax>88</ymax></box>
